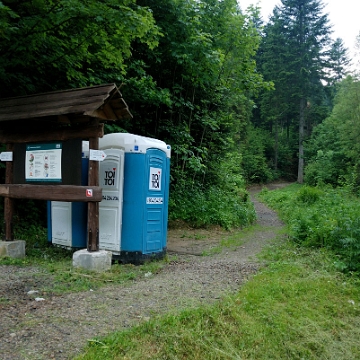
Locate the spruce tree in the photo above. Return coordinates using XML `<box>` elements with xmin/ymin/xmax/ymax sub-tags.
<box><xmin>257</xmin><ymin>0</ymin><xmax>348</xmax><ymax>182</ymax></box>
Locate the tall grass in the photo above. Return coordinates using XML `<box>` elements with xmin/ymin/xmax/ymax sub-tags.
<box><xmin>259</xmin><ymin>184</ymin><xmax>360</xmax><ymax>273</ymax></box>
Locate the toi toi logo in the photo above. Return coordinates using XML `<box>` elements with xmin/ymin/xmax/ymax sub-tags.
<box><xmin>151</xmin><ymin>172</ymin><xmax>160</xmax><ymax>189</ymax></box>
<box><xmin>104</xmin><ymin>169</ymin><xmax>116</xmax><ymax>186</ymax></box>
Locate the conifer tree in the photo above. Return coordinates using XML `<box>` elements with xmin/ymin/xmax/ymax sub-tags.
<box><xmin>257</xmin><ymin>0</ymin><xmax>348</xmax><ymax>182</ymax></box>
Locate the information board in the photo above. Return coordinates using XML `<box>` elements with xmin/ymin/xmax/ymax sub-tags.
<box><xmin>25</xmin><ymin>143</ymin><xmax>62</xmax><ymax>182</ymax></box>
<box><xmin>13</xmin><ymin>139</ymin><xmax>82</xmax><ymax>185</ymax></box>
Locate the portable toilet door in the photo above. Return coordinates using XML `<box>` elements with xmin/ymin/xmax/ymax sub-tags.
<box><xmin>120</xmin><ymin>144</ymin><xmax>170</xmax><ymax>261</ymax></box>
<box><xmin>144</xmin><ymin>149</ymin><xmax>168</xmax><ymax>254</ymax></box>
<box><xmin>98</xmin><ymin>148</ymin><xmax>125</xmax><ymax>254</ymax></box>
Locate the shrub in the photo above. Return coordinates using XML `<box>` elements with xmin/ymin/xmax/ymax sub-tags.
<box><xmin>260</xmin><ymin>185</ymin><xmax>360</xmax><ymax>273</ymax></box>
<box><xmin>169</xmin><ymin>182</ymin><xmax>255</xmax><ymax>230</ymax></box>
<box><xmin>295</xmin><ymin>186</ymin><xmax>323</xmax><ymax>205</ymax></box>
<box><xmin>304</xmin><ymin>150</ymin><xmax>346</xmax><ymax>187</ymax></box>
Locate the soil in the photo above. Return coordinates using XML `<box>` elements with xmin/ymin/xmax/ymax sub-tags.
<box><xmin>0</xmin><ymin>183</ymin><xmax>287</xmax><ymax>360</ymax></box>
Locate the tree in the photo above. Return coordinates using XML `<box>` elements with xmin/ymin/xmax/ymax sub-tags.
<box><xmin>305</xmin><ymin>76</ymin><xmax>360</xmax><ymax>189</ymax></box>
<box><xmin>0</xmin><ymin>0</ymin><xmax>161</xmax><ymax>97</ymax></box>
<box><xmin>123</xmin><ymin>0</ymin><xmax>270</xmax><ymax>188</ymax></box>
<box><xmin>256</xmin><ymin>8</ymin><xmax>296</xmax><ymax>173</ymax></box>
<box><xmin>256</xmin><ymin>0</ymin><xmax>348</xmax><ymax>183</ymax></box>
<box><xmin>327</xmin><ymin>38</ymin><xmax>350</xmax><ymax>84</ymax></box>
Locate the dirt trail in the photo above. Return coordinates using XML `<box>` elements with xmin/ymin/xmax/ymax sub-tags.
<box><xmin>0</xmin><ymin>184</ymin><xmax>286</xmax><ymax>360</ymax></box>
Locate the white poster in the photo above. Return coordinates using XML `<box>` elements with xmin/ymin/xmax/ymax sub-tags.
<box><xmin>149</xmin><ymin>167</ymin><xmax>162</xmax><ymax>191</ymax></box>
<box><xmin>25</xmin><ymin>143</ymin><xmax>62</xmax><ymax>182</ymax></box>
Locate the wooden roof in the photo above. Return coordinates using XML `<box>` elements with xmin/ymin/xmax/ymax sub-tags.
<box><xmin>0</xmin><ymin>83</ymin><xmax>132</xmax><ymax>123</ymax></box>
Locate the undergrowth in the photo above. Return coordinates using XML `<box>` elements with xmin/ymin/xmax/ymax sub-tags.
<box><xmin>259</xmin><ymin>184</ymin><xmax>360</xmax><ymax>273</ymax></box>
<box><xmin>169</xmin><ymin>182</ymin><xmax>256</xmax><ymax>230</ymax></box>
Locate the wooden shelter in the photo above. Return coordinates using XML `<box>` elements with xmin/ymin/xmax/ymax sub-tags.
<box><xmin>0</xmin><ymin>83</ymin><xmax>132</xmax><ymax>251</ymax></box>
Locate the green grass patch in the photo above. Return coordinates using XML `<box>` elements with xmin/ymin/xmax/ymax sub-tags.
<box><xmin>259</xmin><ymin>184</ymin><xmax>360</xmax><ymax>273</ymax></box>
<box><xmin>0</xmin><ymin>224</ymin><xmax>168</xmax><ymax>294</ymax></box>
<box><xmin>75</xmin><ymin>240</ymin><xmax>360</xmax><ymax>360</ymax></box>
<box><xmin>202</xmin><ymin>224</ymin><xmax>278</xmax><ymax>256</ymax></box>
<box><xmin>0</xmin><ymin>254</ymin><xmax>168</xmax><ymax>295</ymax></box>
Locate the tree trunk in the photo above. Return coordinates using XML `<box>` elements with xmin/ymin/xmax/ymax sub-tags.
<box><xmin>297</xmin><ymin>97</ymin><xmax>306</xmax><ymax>183</ymax></box>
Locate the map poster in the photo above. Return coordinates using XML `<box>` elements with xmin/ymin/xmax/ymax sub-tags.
<box><xmin>25</xmin><ymin>143</ymin><xmax>62</xmax><ymax>182</ymax></box>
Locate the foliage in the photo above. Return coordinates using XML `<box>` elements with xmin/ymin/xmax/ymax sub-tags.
<box><xmin>0</xmin><ymin>0</ymin><xmax>161</xmax><ymax>97</ymax></box>
<box><xmin>169</xmin><ymin>182</ymin><xmax>255</xmax><ymax>230</ymax></box>
<box><xmin>0</xmin><ymin>0</ymin><xmax>271</xmax><ymax>228</ymax></box>
<box><xmin>75</xmin><ymin>241</ymin><xmax>360</xmax><ymax>360</ymax></box>
<box><xmin>260</xmin><ymin>184</ymin><xmax>360</xmax><ymax>273</ymax></box>
<box><xmin>240</xmin><ymin>125</ymin><xmax>275</xmax><ymax>183</ymax></box>
<box><xmin>304</xmin><ymin>76</ymin><xmax>360</xmax><ymax>190</ymax></box>
<box><xmin>122</xmin><ymin>0</ymin><xmax>271</xmax><ymax>190</ymax></box>
<box><xmin>304</xmin><ymin>149</ymin><xmax>346</xmax><ymax>187</ymax></box>
<box><xmin>169</xmin><ymin>149</ymin><xmax>256</xmax><ymax>229</ymax></box>
<box><xmin>255</xmin><ymin>0</ymin><xmax>347</xmax><ymax>182</ymax></box>
<box><xmin>327</xmin><ymin>38</ymin><xmax>351</xmax><ymax>85</ymax></box>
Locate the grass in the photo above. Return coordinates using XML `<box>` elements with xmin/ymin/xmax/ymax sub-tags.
<box><xmin>202</xmin><ymin>224</ymin><xmax>264</xmax><ymax>256</ymax></box>
<box><xmin>0</xmin><ymin>255</ymin><xmax>168</xmax><ymax>295</ymax></box>
<box><xmin>3</xmin><ymin>185</ymin><xmax>360</xmax><ymax>359</ymax></box>
<box><xmin>0</xmin><ymin>235</ymin><xmax>169</xmax><ymax>295</ymax></box>
<box><xmin>259</xmin><ymin>184</ymin><xmax>360</xmax><ymax>273</ymax></box>
<box><xmin>0</xmin><ymin>221</ymin><xmax>269</xmax><ymax>294</ymax></box>
<box><xmin>75</xmin><ymin>238</ymin><xmax>360</xmax><ymax>360</ymax></box>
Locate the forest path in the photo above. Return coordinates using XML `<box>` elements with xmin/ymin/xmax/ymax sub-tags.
<box><xmin>0</xmin><ymin>183</ymin><xmax>288</xmax><ymax>360</ymax></box>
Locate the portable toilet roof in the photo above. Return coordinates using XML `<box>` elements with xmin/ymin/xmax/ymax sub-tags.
<box><xmin>99</xmin><ymin>133</ymin><xmax>171</xmax><ymax>158</ymax></box>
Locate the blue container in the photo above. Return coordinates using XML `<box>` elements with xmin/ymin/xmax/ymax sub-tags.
<box><xmin>99</xmin><ymin>133</ymin><xmax>171</xmax><ymax>263</ymax></box>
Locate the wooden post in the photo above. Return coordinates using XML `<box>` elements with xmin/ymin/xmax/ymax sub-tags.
<box><xmin>87</xmin><ymin>136</ymin><xmax>99</xmax><ymax>252</ymax></box>
<box><xmin>4</xmin><ymin>143</ymin><xmax>14</xmax><ymax>241</ymax></box>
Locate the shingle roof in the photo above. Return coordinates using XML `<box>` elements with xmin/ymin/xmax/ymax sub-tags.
<box><xmin>0</xmin><ymin>83</ymin><xmax>132</xmax><ymax>122</ymax></box>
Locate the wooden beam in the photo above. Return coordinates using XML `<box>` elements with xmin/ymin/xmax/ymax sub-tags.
<box><xmin>102</xmin><ymin>102</ymin><xmax>118</xmax><ymax>120</ymax></box>
<box><xmin>4</xmin><ymin>143</ymin><xmax>14</xmax><ymax>241</ymax></box>
<box><xmin>0</xmin><ymin>123</ymin><xmax>104</xmax><ymax>144</ymax></box>
<box><xmin>85</xmin><ymin>109</ymin><xmax>109</xmax><ymax>121</ymax></box>
<box><xmin>87</xmin><ymin>136</ymin><xmax>100</xmax><ymax>252</ymax></box>
<box><xmin>0</xmin><ymin>184</ymin><xmax>102</xmax><ymax>202</ymax></box>
<box><xmin>57</xmin><ymin>115</ymin><xmax>71</xmax><ymax>124</ymax></box>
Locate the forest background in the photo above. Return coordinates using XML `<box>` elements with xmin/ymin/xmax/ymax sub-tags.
<box><xmin>0</xmin><ymin>0</ymin><xmax>359</xmax><ymax>232</ymax></box>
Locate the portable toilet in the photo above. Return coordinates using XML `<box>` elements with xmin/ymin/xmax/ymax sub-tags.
<box><xmin>47</xmin><ymin>142</ymin><xmax>89</xmax><ymax>248</ymax></box>
<box><xmin>98</xmin><ymin>147</ymin><xmax>125</xmax><ymax>253</ymax></box>
<box><xmin>99</xmin><ymin>133</ymin><xmax>171</xmax><ymax>263</ymax></box>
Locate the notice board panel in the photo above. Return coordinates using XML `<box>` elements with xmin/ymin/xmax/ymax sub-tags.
<box><xmin>13</xmin><ymin>139</ymin><xmax>82</xmax><ymax>185</ymax></box>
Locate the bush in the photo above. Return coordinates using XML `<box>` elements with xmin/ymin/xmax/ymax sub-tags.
<box><xmin>169</xmin><ymin>181</ymin><xmax>255</xmax><ymax>230</ymax></box>
<box><xmin>295</xmin><ymin>186</ymin><xmax>323</xmax><ymax>205</ymax></box>
<box><xmin>304</xmin><ymin>150</ymin><xmax>346</xmax><ymax>187</ymax></box>
<box><xmin>260</xmin><ymin>185</ymin><xmax>360</xmax><ymax>273</ymax></box>
<box><xmin>169</xmin><ymin>149</ymin><xmax>256</xmax><ymax>229</ymax></box>
<box><xmin>240</xmin><ymin>126</ymin><xmax>276</xmax><ymax>183</ymax></box>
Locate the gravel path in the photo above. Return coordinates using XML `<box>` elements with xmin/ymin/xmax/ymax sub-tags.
<box><xmin>0</xmin><ymin>185</ymin><xmax>285</xmax><ymax>360</ymax></box>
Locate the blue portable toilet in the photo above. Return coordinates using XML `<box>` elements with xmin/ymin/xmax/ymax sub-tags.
<box><xmin>47</xmin><ymin>142</ymin><xmax>89</xmax><ymax>248</ymax></box>
<box><xmin>99</xmin><ymin>133</ymin><xmax>171</xmax><ymax>263</ymax></box>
